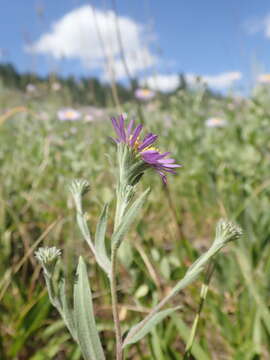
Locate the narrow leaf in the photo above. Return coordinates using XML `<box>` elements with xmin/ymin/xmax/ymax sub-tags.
<box><xmin>74</xmin><ymin>257</ymin><xmax>105</xmax><ymax>360</ymax></box>
<box><xmin>123</xmin><ymin>307</ymin><xmax>180</xmax><ymax>347</ymax></box>
<box><xmin>76</xmin><ymin>212</ymin><xmax>93</xmax><ymax>249</ymax></box>
<box><xmin>122</xmin><ymin>237</ymin><xmax>230</xmax><ymax>350</ymax></box>
<box><xmin>59</xmin><ymin>279</ymin><xmax>77</xmax><ymax>341</ymax></box>
<box><xmin>94</xmin><ymin>203</ymin><xmax>111</xmax><ymax>275</ymax></box>
<box><xmin>112</xmin><ymin>188</ymin><xmax>150</xmax><ymax>250</ymax></box>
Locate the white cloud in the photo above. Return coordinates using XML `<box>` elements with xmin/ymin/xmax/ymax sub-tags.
<box><xmin>103</xmin><ymin>48</ymin><xmax>156</xmax><ymax>81</ymax></box>
<box><xmin>186</xmin><ymin>71</ymin><xmax>242</xmax><ymax>90</ymax></box>
<box><xmin>264</xmin><ymin>18</ymin><xmax>270</xmax><ymax>37</ymax></box>
<box><xmin>140</xmin><ymin>74</ymin><xmax>180</xmax><ymax>93</ymax></box>
<box><xmin>244</xmin><ymin>14</ymin><xmax>270</xmax><ymax>37</ymax></box>
<box><xmin>262</xmin><ymin>15</ymin><xmax>270</xmax><ymax>37</ymax></box>
<box><xmin>27</xmin><ymin>5</ymin><xmax>157</xmax><ymax>80</ymax></box>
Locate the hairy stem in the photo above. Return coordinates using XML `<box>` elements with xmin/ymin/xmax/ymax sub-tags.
<box><xmin>110</xmin><ymin>248</ymin><xmax>123</xmax><ymax>360</ymax></box>
<box><xmin>183</xmin><ymin>261</ymin><xmax>215</xmax><ymax>359</ymax></box>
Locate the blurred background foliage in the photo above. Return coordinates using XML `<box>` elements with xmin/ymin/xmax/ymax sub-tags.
<box><xmin>1</xmin><ymin>75</ymin><xmax>270</xmax><ymax>359</ymax></box>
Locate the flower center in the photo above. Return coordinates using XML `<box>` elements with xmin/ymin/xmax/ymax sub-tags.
<box><xmin>140</xmin><ymin>145</ymin><xmax>158</xmax><ymax>153</ymax></box>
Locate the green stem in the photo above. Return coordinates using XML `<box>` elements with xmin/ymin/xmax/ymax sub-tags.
<box><xmin>110</xmin><ymin>247</ymin><xmax>123</xmax><ymax>360</ymax></box>
<box><xmin>183</xmin><ymin>261</ymin><xmax>215</xmax><ymax>359</ymax></box>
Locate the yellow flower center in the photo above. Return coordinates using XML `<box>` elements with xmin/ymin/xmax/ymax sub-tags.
<box><xmin>140</xmin><ymin>145</ymin><xmax>158</xmax><ymax>153</ymax></box>
<box><xmin>65</xmin><ymin>111</ymin><xmax>76</xmax><ymax>119</ymax></box>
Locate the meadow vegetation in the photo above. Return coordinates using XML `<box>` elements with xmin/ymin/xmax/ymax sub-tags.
<box><xmin>1</xmin><ymin>82</ymin><xmax>270</xmax><ymax>359</ymax></box>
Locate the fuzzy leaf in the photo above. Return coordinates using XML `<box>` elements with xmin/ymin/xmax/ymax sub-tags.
<box><xmin>94</xmin><ymin>204</ymin><xmax>111</xmax><ymax>275</ymax></box>
<box><xmin>74</xmin><ymin>257</ymin><xmax>105</xmax><ymax>360</ymax></box>
<box><xmin>122</xmin><ymin>306</ymin><xmax>180</xmax><ymax>347</ymax></box>
<box><xmin>76</xmin><ymin>212</ymin><xmax>93</xmax><ymax>249</ymax></box>
<box><xmin>112</xmin><ymin>188</ymin><xmax>150</xmax><ymax>250</ymax></box>
<box><xmin>59</xmin><ymin>279</ymin><xmax>77</xmax><ymax>341</ymax></box>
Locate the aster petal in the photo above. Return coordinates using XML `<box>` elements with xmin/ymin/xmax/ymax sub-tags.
<box><xmin>126</xmin><ymin>119</ymin><xmax>135</xmax><ymax>139</ymax></box>
<box><xmin>158</xmin><ymin>158</ymin><xmax>176</xmax><ymax>164</ymax></box>
<box><xmin>119</xmin><ymin>114</ymin><xmax>126</xmax><ymax>141</ymax></box>
<box><xmin>153</xmin><ymin>152</ymin><xmax>171</xmax><ymax>160</ymax></box>
<box><xmin>130</xmin><ymin>124</ymin><xmax>143</xmax><ymax>147</ymax></box>
<box><xmin>141</xmin><ymin>150</ymin><xmax>160</xmax><ymax>157</ymax></box>
<box><xmin>159</xmin><ymin>163</ymin><xmax>181</xmax><ymax>168</ymax></box>
<box><xmin>141</xmin><ymin>152</ymin><xmax>161</xmax><ymax>164</ymax></box>
<box><xmin>155</xmin><ymin>165</ymin><xmax>177</xmax><ymax>174</ymax></box>
<box><xmin>111</xmin><ymin>117</ymin><xmax>121</xmax><ymax>139</ymax></box>
<box><xmin>157</xmin><ymin>171</ymin><xmax>167</xmax><ymax>184</ymax></box>
<box><xmin>163</xmin><ymin>168</ymin><xmax>177</xmax><ymax>174</ymax></box>
<box><xmin>138</xmin><ymin>133</ymin><xmax>158</xmax><ymax>151</ymax></box>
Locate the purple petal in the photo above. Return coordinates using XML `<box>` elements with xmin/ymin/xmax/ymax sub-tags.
<box><xmin>141</xmin><ymin>150</ymin><xmax>159</xmax><ymax>155</ymax></box>
<box><xmin>111</xmin><ymin>117</ymin><xmax>121</xmax><ymax>139</ymax></box>
<box><xmin>158</xmin><ymin>158</ymin><xmax>176</xmax><ymax>164</ymax></box>
<box><xmin>159</xmin><ymin>163</ymin><xmax>181</xmax><ymax>168</ymax></box>
<box><xmin>130</xmin><ymin>124</ymin><xmax>143</xmax><ymax>147</ymax></box>
<box><xmin>154</xmin><ymin>152</ymin><xmax>171</xmax><ymax>160</ymax></box>
<box><xmin>161</xmin><ymin>168</ymin><xmax>177</xmax><ymax>174</ymax></box>
<box><xmin>141</xmin><ymin>133</ymin><xmax>156</xmax><ymax>142</ymax></box>
<box><xmin>127</xmin><ymin>119</ymin><xmax>135</xmax><ymax>139</ymax></box>
<box><xmin>138</xmin><ymin>133</ymin><xmax>158</xmax><ymax>151</ymax></box>
<box><xmin>119</xmin><ymin>114</ymin><xmax>126</xmax><ymax>141</ymax></box>
<box><xmin>141</xmin><ymin>150</ymin><xmax>160</xmax><ymax>157</ymax></box>
<box><xmin>155</xmin><ymin>165</ymin><xmax>177</xmax><ymax>174</ymax></box>
<box><xmin>141</xmin><ymin>152</ymin><xmax>160</xmax><ymax>164</ymax></box>
<box><xmin>158</xmin><ymin>171</ymin><xmax>167</xmax><ymax>184</ymax></box>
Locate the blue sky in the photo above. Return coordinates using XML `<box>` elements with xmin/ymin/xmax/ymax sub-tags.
<box><xmin>1</xmin><ymin>0</ymin><xmax>270</xmax><ymax>92</ymax></box>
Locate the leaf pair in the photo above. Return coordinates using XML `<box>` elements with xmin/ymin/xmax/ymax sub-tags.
<box><xmin>43</xmin><ymin>257</ymin><xmax>105</xmax><ymax>360</ymax></box>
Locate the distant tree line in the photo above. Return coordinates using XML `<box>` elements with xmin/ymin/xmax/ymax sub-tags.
<box><xmin>0</xmin><ymin>62</ymin><xmax>220</xmax><ymax>107</ymax></box>
<box><xmin>0</xmin><ymin>63</ymin><xmax>137</xmax><ymax>106</ymax></box>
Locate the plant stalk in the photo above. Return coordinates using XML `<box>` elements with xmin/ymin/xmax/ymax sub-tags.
<box><xmin>110</xmin><ymin>247</ymin><xmax>123</xmax><ymax>360</ymax></box>
<box><xmin>183</xmin><ymin>261</ymin><xmax>215</xmax><ymax>359</ymax></box>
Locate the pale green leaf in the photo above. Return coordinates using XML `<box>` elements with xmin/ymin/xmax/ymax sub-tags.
<box><xmin>123</xmin><ymin>306</ymin><xmax>180</xmax><ymax>348</ymax></box>
<box><xmin>59</xmin><ymin>279</ymin><xmax>77</xmax><ymax>341</ymax></box>
<box><xmin>94</xmin><ymin>203</ymin><xmax>111</xmax><ymax>275</ymax></box>
<box><xmin>74</xmin><ymin>257</ymin><xmax>105</xmax><ymax>360</ymax></box>
<box><xmin>112</xmin><ymin>188</ymin><xmax>150</xmax><ymax>250</ymax></box>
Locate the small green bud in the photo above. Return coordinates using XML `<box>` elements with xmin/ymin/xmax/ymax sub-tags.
<box><xmin>69</xmin><ymin>179</ymin><xmax>90</xmax><ymax>213</ymax></box>
<box><xmin>35</xmin><ymin>246</ymin><xmax>61</xmax><ymax>276</ymax></box>
<box><xmin>69</xmin><ymin>179</ymin><xmax>90</xmax><ymax>198</ymax></box>
<box><xmin>215</xmin><ymin>219</ymin><xmax>243</xmax><ymax>244</ymax></box>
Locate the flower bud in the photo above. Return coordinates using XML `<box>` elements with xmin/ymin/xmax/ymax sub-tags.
<box><xmin>69</xmin><ymin>179</ymin><xmax>90</xmax><ymax>197</ymax></box>
<box><xmin>69</xmin><ymin>179</ymin><xmax>90</xmax><ymax>213</ymax></box>
<box><xmin>35</xmin><ymin>246</ymin><xmax>61</xmax><ymax>276</ymax></box>
<box><xmin>215</xmin><ymin>219</ymin><xmax>243</xmax><ymax>245</ymax></box>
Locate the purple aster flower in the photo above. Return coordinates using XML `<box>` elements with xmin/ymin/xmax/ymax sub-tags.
<box><xmin>205</xmin><ymin>117</ymin><xmax>227</xmax><ymax>128</ymax></box>
<box><xmin>57</xmin><ymin>108</ymin><xmax>81</xmax><ymax>121</ymax></box>
<box><xmin>111</xmin><ymin>114</ymin><xmax>181</xmax><ymax>184</ymax></box>
<box><xmin>134</xmin><ymin>88</ymin><xmax>156</xmax><ymax>101</ymax></box>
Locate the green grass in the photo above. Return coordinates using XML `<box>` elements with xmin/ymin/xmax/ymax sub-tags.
<box><xmin>1</xmin><ymin>86</ymin><xmax>270</xmax><ymax>359</ymax></box>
